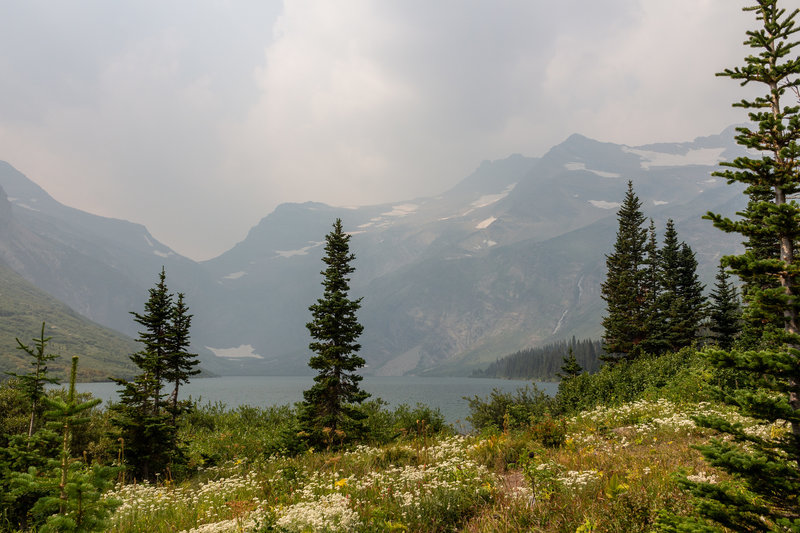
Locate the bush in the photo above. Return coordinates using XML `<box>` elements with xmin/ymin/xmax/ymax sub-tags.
<box><xmin>555</xmin><ymin>348</ymin><xmax>711</xmax><ymax>415</ymax></box>
<box><xmin>466</xmin><ymin>385</ymin><xmax>554</xmax><ymax>432</ymax></box>
<box><xmin>360</xmin><ymin>400</ymin><xmax>451</xmax><ymax>445</ymax></box>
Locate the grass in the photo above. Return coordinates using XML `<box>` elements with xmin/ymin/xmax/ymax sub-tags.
<box><xmin>99</xmin><ymin>397</ymin><xmax>768</xmax><ymax>533</ymax></box>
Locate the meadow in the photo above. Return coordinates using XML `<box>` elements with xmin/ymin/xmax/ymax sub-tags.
<box><xmin>102</xmin><ymin>391</ymin><xmax>763</xmax><ymax>532</ymax></box>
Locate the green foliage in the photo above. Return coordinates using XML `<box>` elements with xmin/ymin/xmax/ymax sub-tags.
<box><xmin>0</xmin><ymin>378</ymin><xmax>31</xmax><ymax>442</ymax></box>
<box><xmin>556</xmin><ymin>348</ymin><xmax>712</xmax><ymax>415</ymax></box>
<box><xmin>110</xmin><ymin>375</ymin><xmax>177</xmax><ymax>481</ymax></box>
<box><xmin>0</xmin><ymin>429</ymin><xmax>59</xmax><ymax>530</ymax></box>
<box><xmin>466</xmin><ymin>385</ymin><xmax>555</xmax><ymax>432</ymax></box>
<box><xmin>23</xmin><ymin>357</ymin><xmax>119</xmax><ymax>531</ymax></box>
<box><xmin>358</xmin><ymin>400</ymin><xmax>451</xmax><ymax>444</ymax></box>
<box><xmin>299</xmin><ymin>219</ymin><xmax>369</xmax><ymax>447</ymax></box>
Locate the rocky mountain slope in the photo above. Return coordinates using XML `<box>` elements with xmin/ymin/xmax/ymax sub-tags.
<box><xmin>0</xmin><ymin>128</ymin><xmax>747</xmax><ymax>377</ymax></box>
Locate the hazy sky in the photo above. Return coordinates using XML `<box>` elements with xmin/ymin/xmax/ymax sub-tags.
<box><xmin>0</xmin><ymin>1</ymin><xmax>761</xmax><ymax>260</ymax></box>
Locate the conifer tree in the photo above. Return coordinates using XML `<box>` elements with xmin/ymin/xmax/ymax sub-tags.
<box><xmin>111</xmin><ymin>268</ymin><xmax>192</xmax><ymax>480</ymax></box>
<box><xmin>129</xmin><ymin>267</ymin><xmax>172</xmax><ymax>415</ymax></box>
<box><xmin>299</xmin><ymin>219</ymin><xmax>369</xmax><ymax>446</ymax></box>
<box><xmin>601</xmin><ymin>181</ymin><xmax>649</xmax><ymax>361</ymax></box>
<box><xmin>110</xmin><ymin>372</ymin><xmax>174</xmax><ymax>481</ymax></box>
<box><xmin>707</xmin><ymin>263</ymin><xmax>742</xmax><ymax>350</ymax></box>
<box><xmin>648</xmin><ymin>221</ymin><xmax>706</xmax><ymax>354</ymax></box>
<box><xmin>14</xmin><ymin>357</ymin><xmax>119</xmax><ymax>532</ymax></box>
<box><xmin>557</xmin><ymin>347</ymin><xmax>583</xmax><ymax>381</ymax></box>
<box><xmin>673</xmin><ymin>242</ymin><xmax>706</xmax><ymax>347</ymax></box>
<box><xmin>5</xmin><ymin>323</ymin><xmax>60</xmax><ymax>438</ymax></box>
<box><xmin>661</xmin><ymin>1</ymin><xmax>800</xmax><ymax>529</ymax></box>
<box><xmin>164</xmin><ymin>293</ymin><xmax>199</xmax><ymax>423</ymax></box>
<box><xmin>641</xmin><ymin>220</ymin><xmax>664</xmax><ymax>355</ymax></box>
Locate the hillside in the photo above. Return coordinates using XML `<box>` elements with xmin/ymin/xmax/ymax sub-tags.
<box><xmin>0</xmin><ymin>259</ymin><xmax>137</xmax><ymax>381</ymax></box>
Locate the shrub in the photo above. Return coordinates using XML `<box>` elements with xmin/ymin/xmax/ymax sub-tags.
<box><xmin>466</xmin><ymin>385</ymin><xmax>554</xmax><ymax>432</ymax></box>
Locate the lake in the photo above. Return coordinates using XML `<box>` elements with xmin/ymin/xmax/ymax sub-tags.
<box><xmin>75</xmin><ymin>376</ymin><xmax>557</xmax><ymax>428</ymax></box>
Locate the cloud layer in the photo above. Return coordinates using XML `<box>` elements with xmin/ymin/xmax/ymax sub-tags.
<box><xmin>0</xmin><ymin>1</ymin><xmax>756</xmax><ymax>259</ymax></box>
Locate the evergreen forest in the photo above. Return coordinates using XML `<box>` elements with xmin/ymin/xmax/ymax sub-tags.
<box><xmin>471</xmin><ymin>337</ymin><xmax>604</xmax><ymax>380</ymax></box>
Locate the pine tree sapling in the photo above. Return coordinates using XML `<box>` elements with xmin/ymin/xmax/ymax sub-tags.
<box><xmin>300</xmin><ymin>219</ymin><xmax>370</xmax><ymax>447</ymax></box>
<box><xmin>18</xmin><ymin>357</ymin><xmax>119</xmax><ymax>532</ymax></box>
<box><xmin>5</xmin><ymin>323</ymin><xmax>60</xmax><ymax>438</ymax></box>
<box><xmin>557</xmin><ymin>347</ymin><xmax>583</xmax><ymax>381</ymax></box>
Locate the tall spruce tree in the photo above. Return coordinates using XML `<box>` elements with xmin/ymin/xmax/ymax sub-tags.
<box><xmin>164</xmin><ymin>293</ymin><xmax>199</xmax><ymax>423</ymax></box>
<box><xmin>708</xmin><ymin>263</ymin><xmax>742</xmax><ymax>350</ymax></box>
<box><xmin>299</xmin><ymin>219</ymin><xmax>369</xmax><ymax>446</ymax></box>
<box><xmin>601</xmin><ymin>181</ymin><xmax>649</xmax><ymax>361</ymax></box>
<box><xmin>660</xmin><ymin>1</ymin><xmax>800</xmax><ymax>529</ymax></box>
<box><xmin>674</xmin><ymin>242</ymin><xmax>706</xmax><ymax>345</ymax></box>
<box><xmin>649</xmin><ymin>220</ymin><xmax>706</xmax><ymax>354</ymax></box>
<box><xmin>129</xmin><ymin>267</ymin><xmax>172</xmax><ymax>415</ymax></box>
<box><xmin>641</xmin><ymin>220</ymin><xmax>665</xmax><ymax>355</ymax></box>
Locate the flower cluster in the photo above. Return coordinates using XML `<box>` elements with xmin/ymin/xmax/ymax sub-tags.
<box><xmin>275</xmin><ymin>493</ymin><xmax>360</xmax><ymax>532</ymax></box>
<box><xmin>557</xmin><ymin>470</ymin><xmax>601</xmax><ymax>490</ymax></box>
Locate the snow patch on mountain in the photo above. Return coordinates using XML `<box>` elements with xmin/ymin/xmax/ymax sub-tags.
<box><xmin>589</xmin><ymin>200</ymin><xmax>621</xmax><ymax>209</ymax></box>
<box><xmin>564</xmin><ymin>162</ymin><xmax>621</xmax><ymax>178</ymax></box>
<box><xmin>476</xmin><ymin>216</ymin><xmax>497</xmax><ymax>229</ymax></box>
<box><xmin>275</xmin><ymin>241</ymin><xmax>323</xmax><ymax>258</ymax></box>
<box><xmin>623</xmin><ymin>147</ymin><xmax>725</xmax><ymax>169</ymax></box>
<box><xmin>653</xmin><ymin>200</ymin><xmax>669</xmax><ymax>206</ymax></box>
<box><xmin>471</xmin><ymin>183</ymin><xmax>516</xmax><ymax>208</ymax></box>
<box><xmin>223</xmin><ymin>271</ymin><xmax>247</xmax><ymax>280</ymax></box>
<box><xmin>153</xmin><ymin>250</ymin><xmax>172</xmax><ymax>258</ymax></box>
<box><xmin>206</xmin><ymin>344</ymin><xmax>263</xmax><ymax>359</ymax></box>
<box><xmin>8</xmin><ymin>197</ymin><xmax>40</xmax><ymax>212</ymax></box>
<box><xmin>382</xmin><ymin>204</ymin><xmax>419</xmax><ymax>217</ymax></box>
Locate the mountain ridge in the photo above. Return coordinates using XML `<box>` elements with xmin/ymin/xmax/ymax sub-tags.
<box><xmin>0</xmin><ymin>127</ymin><xmax>749</xmax><ymax>377</ymax></box>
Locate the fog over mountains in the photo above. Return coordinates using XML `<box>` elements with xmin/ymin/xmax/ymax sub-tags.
<box><xmin>0</xmin><ymin>128</ymin><xmax>747</xmax><ymax>377</ymax></box>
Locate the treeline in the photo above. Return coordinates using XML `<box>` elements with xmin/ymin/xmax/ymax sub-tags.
<box><xmin>472</xmin><ymin>337</ymin><xmax>603</xmax><ymax>380</ymax></box>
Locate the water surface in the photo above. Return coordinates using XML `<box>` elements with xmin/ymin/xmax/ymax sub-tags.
<box><xmin>75</xmin><ymin>376</ymin><xmax>557</xmax><ymax>426</ymax></box>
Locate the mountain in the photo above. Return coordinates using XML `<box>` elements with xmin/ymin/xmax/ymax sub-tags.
<box><xmin>0</xmin><ymin>161</ymin><xmax>210</xmax><ymax>339</ymax></box>
<box><xmin>0</xmin><ymin>127</ymin><xmax>748</xmax><ymax>378</ymax></box>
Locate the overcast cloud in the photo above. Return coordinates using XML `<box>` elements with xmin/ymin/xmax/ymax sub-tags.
<box><xmin>0</xmin><ymin>1</ymin><xmax>760</xmax><ymax>260</ymax></box>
